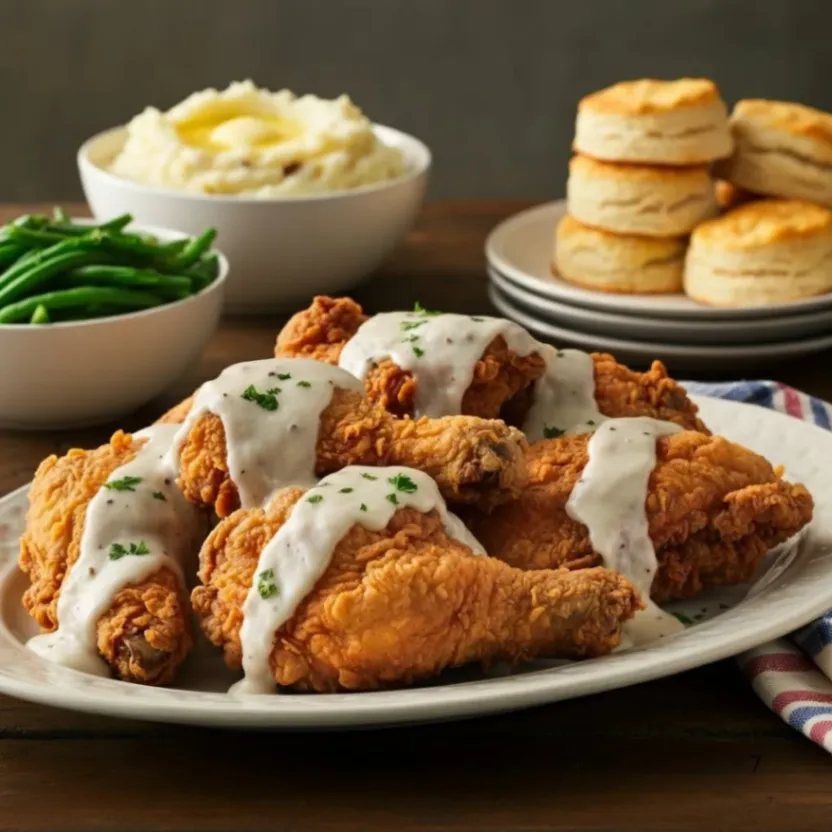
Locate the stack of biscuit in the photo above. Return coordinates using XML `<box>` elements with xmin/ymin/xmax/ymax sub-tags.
<box><xmin>687</xmin><ymin>100</ymin><xmax>832</xmax><ymax>306</ymax></box>
<box><xmin>556</xmin><ymin>78</ymin><xmax>733</xmax><ymax>295</ymax></box>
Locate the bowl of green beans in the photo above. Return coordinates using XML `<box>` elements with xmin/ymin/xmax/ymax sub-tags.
<box><xmin>0</xmin><ymin>209</ymin><xmax>227</xmax><ymax>428</ymax></box>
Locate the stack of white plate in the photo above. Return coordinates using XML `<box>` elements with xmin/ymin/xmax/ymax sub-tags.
<box><xmin>485</xmin><ymin>201</ymin><xmax>832</xmax><ymax>371</ymax></box>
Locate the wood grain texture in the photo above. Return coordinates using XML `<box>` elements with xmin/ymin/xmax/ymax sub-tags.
<box><xmin>1</xmin><ymin>202</ymin><xmax>830</xmax><ymax>832</ymax></box>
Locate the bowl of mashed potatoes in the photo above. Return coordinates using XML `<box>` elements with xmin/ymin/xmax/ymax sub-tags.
<box><xmin>78</xmin><ymin>80</ymin><xmax>430</xmax><ymax>311</ymax></box>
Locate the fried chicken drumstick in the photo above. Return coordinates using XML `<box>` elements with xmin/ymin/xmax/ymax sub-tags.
<box><xmin>171</xmin><ymin>357</ymin><xmax>528</xmax><ymax>517</ymax></box>
<box><xmin>192</xmin><ymin>466</ymin><xmax>641</xmax><ymax>692</ymax></box>
<box><xmin>465</xmin><ymin>429</ymin><xmax>813</xmax><ymax>602</ymax></box>
<box><xmin>274</xmin><ymin>295</ymin><xmax>706</xmax><ymax>432</ymax></box>
<box><xmin>20</xmin><ymin>427</ymin><xmax>206</xmax><ymax>685</ymax></box>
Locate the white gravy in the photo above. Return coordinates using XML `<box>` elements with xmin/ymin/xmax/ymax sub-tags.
<box><xmin>337</xmin><ymin>308</ymin><xmax>602</xmax><ymax>437</ymax></box>
<box><xmin>338</xmin><ymin>310</ymin><xmax>542</xmax><ymax>418</ymax></box>
<box><xmin>522</xmin><ymin>348</ymin><xmax>603</xmax><ymax>442</ymax></box>
<box><xmin>169</xmin><ymin>358</ymin><xmax>363</xmax><ymax>508</ymax></box>
<box><xmin>28</xmin><ymin>425</ymin><xmax>204</xmax><ymax>675</ymax></box>
<box><xmin>565</xmin><ymin>417</ymin><xmax>685</xmax><ymax>646</ymax></box>
<box><xmin>232</xmin><ymin>465</ymin><xmax>484</xmax><ymax>695</ymax></box>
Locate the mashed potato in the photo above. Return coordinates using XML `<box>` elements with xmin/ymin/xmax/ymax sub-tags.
<box><xmin>108</xmin><ymin>80</ymin><xmax>407</xmax><ymax>197</ymax></box>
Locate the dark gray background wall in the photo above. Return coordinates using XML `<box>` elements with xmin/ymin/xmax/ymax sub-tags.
<box><xmin>3</xmin><ymin>0</ymin><xmax>832</xmax><ymax>201</ymax></box>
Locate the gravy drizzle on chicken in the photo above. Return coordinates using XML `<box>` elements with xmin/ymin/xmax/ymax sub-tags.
<box><xmin>169</xmin><ymin>358</ymin><xmax>363</xmax><ymax>508</ymax></box>
<box><xmin>566</xmin><ymin>417</ymin><xmax>685</xmax><ymax>646</ymax></box>
<box><xmin>27</xmin><ymin>425</ymin><xmax>204</xmax><ymax>675</ymax></box>
<box><xmin>233</xmin><ymin>465</ymin><xmax>485</xmax><ymax>695</ymax></box>
<box><xmin>337</xmin><ymin>308</ymin><xmax>602</xmax><ymax>439</ymax></box>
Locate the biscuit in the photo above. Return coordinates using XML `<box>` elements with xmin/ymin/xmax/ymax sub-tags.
<box><xmin>566</xmin><ymin>154</ymin><xmax>717</xmax><ymax>237</ymax></box>
<box><xmin>715</xmin><ymin>99</ymin><xmax>832</xmax><ymax>208</ymax></box>
<box><xmin>684</xmin><ymin>199</ymin><xmax>832</xmax><ymax>306</ymax></box>
<box><xmin>553</xmin><ymin>214</ymin><xmax>686</xmax><ymax>294</ymax></box>
<box><xmin>574</xmin><ymin>78</ymin><xmax>733</xmax><ymax>165</ymax></box>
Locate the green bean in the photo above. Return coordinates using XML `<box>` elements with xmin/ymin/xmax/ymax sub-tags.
<box><xmin>6</xmin><ymin>225</ymin><xmax>76</xmax><ymax>247</ymax></box>
<box><xmin>52</xmin><ymin>207</ymin><xmax>70</xmax><ymax>224</ymax></box>
<box><xmin>29</xmin><ymin>304</ymin><xmax>49</xmax><ymax>324</ymax></box>
<box><xmin>0</xmin><ymin>243</ymin><xmax>24</xmax><ymax>268</ymax></box>
<box><xmin>99</xmin><ymin>214</ymin><xmax>133</xmax><ymax>233</ymax></box>
<box><xmin>99</xmin><ymin>231</ymin><xmax>187</xmax><ymax>259</ymax></box>
<box><xmin>170</xmin><ymin>228</ymin><xmax>217</xmax><ymax>269</ymax></box>
<box><xmin>0</xmin><ymin>250</ymin><xmax>105</xmax><ymax>307</ymax></box>
<box><xmin>65</xmin><ymin>265</ymin><xmax>193</xmax><ymax>292</ymax></box>
<box><xmin>0</xmin><ymin>286</ymin><xmax>162</xmax><ymax>324</ymax></box>
<box><xmin>0</xmin><ymin>238</ymin><xmax>100</xmax><ymax>292</ymax></box>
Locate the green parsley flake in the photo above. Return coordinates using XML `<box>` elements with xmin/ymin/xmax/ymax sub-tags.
<box><xmin>360</xmin><ymin>503</ymin><xmax>368</xmax><ymax>512</ymax></box>
<box><xmin>412</xmin><ymin>345</ymin><xmax>425</xmax><ymax>358</ymax></box>
<box><xmin>307</xmin><ymin>494</ymin><xmax>324</xmax><ymax>504</ymax></box>
<box><xmin>152</xmin><ymin>491</ymin><xmax>167</xmax><ymax>502</ymax></box>
<box><xmin>276</xmin><ymin>372</ymin><xmax>292</xmax><ymax>380</ymax></box>
<box><xmin>413</xmin><ymin>301</ymin><xmax>442</xmax><ymax>316</ymax></box>
<box><xmin>470</xmin><ymin>316</ymin><xmax>485</xmax><ymax>322</ymax></box>
<box><xmin>339</xmin><ymin>487</ymin><xmax>353</xmax><ymax>493</ymax></box>
<box><xmin>388</xmin><ymin>473</ymin><xmax>418</xmax><ymax>494</ymax></box>
<box><xmin>257</xmin><ymin>568</ymin><xmax>278</xmax><ymax>600</ymax></box>
<box><xmin>672</xmin><ymin>612</ymin><xmax>694</xmax><ymax>626</ymax></box>
<box><xmin>109</xmin><ymin>541</ymin><xmax>150</xmax><ymax>561</ymax></box>
<box><xmin>361</xmin><ymin>473</ymin><xmax>378</xmax><ymax>481</ymax></box>
<box><xmin>104</xmin><ymin>475</ymin><xmax>142</xmax><ymax>492</ymax></box>
<box><xmin>297</xmin><ymin>380</ymin><xmax>312</xmax><ymax>388</ymax></box>
<box><xmin>386</xmin><ymin>493</ymin><xmax>399</xmax><ymax>505</ymax></box>
<box><xmin>400</xmin><ymin>320</ymin><xmax>427</xmax><ymax>331</ymax></box>
<box><xmin>543</xmin><ymin>426</ymin><xmax>565</xmax><ymax>439</ymax></box>
<box><xmin>241</xmin><ymin>384</ymin><xmax>280</xmax><ymax>411</ymax></box>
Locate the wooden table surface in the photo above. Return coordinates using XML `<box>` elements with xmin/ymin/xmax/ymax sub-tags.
<box><xmin>1</xmin><ymin>202</ymin><xmax>830</xmax><ymax>832</ymax></box>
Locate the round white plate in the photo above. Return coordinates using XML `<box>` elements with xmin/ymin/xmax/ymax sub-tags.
<box><xmin>486</xmin><ymin>201</ymin><xmax>832</xmax><ymax>321</ymax></box>
<box><xmin>1</xmin><ymin>395</ymin><xmax>830</xmax><ymax>729</ymax></box>
<box><xmin>489</xmin><ymin>266</ymin><xmax>832</xmax><ymax>347</ymax></box>
<box><xmin>489</xmin><ymin>285</ymin><xmax>832</xmax><ymax>371</ymax></box>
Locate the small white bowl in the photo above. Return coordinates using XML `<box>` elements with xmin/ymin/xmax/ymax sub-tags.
<box><xmin>78</xmin><ymin>125</ymin><xmax>431</xmax><ymax>312</ymax></box>
<box><xmin>0</xmin><ymin>221</ymin><xmax>227</xmax><ymax>429</ymax></box>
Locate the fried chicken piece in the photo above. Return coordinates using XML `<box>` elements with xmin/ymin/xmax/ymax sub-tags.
<box><xmin>192</xmin><ymin>487</ymin><xmax>641</xmax><ymax>692</ymax></box>
<box><xmin>177</xmin><ymin>386</ymin><xmax>527</xmax><ymax>517</ymax></box>
<box><xmin>465</xmin><ymin>431</ymin><xmax>813</xmax><ymax>601</ymax></box>
<box><xmin>275</xmin><ymin>296</ymin><xmax>706</xmax><ymax>431</ymax></box>
<box><xmin>20</xmin><ymin>431</ymin><xmax>205</xmax><ymax>685</ymax></box>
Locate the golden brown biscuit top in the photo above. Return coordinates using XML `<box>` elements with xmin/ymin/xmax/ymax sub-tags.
<box><xmin>578</xmin><ymin>78</ymin><xmax>721</xmax><ymax>115</ymax></box>
<box><xmin>691</xmin><ymin>199</ymin><xmax>832</xmax><ymax>250</ymax></box>
<box><xmin>556</xmin><ymin>214</ymin><xmax>688</xmax><ymax>255</ymax></box>
<box><xmin>733</xmin><ymin>98</ymin><xmax>832</xmax><ymax>145</ymax></box>
<box><xmin>569</xmin><ymin>153</ymin><xmax>711</xmax><ymax>182</ymax></box>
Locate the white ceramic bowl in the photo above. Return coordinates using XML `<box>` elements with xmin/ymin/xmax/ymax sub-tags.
<box><xmin>0</xmin><ymin>221</ymin><xmax>227</xmax><ymax>429</ymax></box>
<box><xmin>78</xmin><ymin>125</ymin><xmax>431</xmax><ymax>312</ymax></box>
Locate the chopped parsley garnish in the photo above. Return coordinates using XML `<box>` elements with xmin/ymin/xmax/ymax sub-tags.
<box><xmin>586</xmin><ymin>419</ymin><xmax>596</xmax><ymax>426</ymax></box>
<box><xmin>470</xmin><ymin>316</ymin><xmax>485</xmax><ymax>322</ymax></box>
<box><xmin>257</xmin><ymin>568</ymin><xmax>278</xmax><ymax>600</ymax></box>
<box><xmin>400</xmin><ymin>320</ymin><xmax>427</xmax><ymax>331</ymax></box>
<box><xmin>276</xmin><ymin>372</ymin><xmax>292</xmax><ymax>380</ymax></box>
<box><xmin>241</xmin><ymin>384</ymin><xmax>280</xmax><ymax>411</ymax></box>
<box><xmin>360</xmin><ymin>503</ymin><xmax>368</xmax><ymax>512</ymax></box>
<box><xmin>152</xmin><ymin>491</ymin><xmax>167</xmax><ymax>502</ymax></box>
<box><xmin>307</xmin><ymin>494</ymin><xmax>324</xmax><ymax>504</ymax></box>
<box><xmin>386</xmin><ymin>493</ymin><xmax>399</xmax><ymax>505</ymax></box>
<box><xmin>104</xmin><ymin>475</ymin><xmax>142</xmax><ymax>492</ymax></box>
<box><xmin>543</xmin><ymin>426</ymin><xmax>565</xmax><ymax>439</ymax></box>
<box><xmin>361</xmin><ymin>473</ymin><xmax>378</xmax><ymax>481</ymax></box>
<box><xmin>413</xmin><ymin>301</ymin><xmax>442</xmax><ymax>316</ymax></box>
<box><xmin>339</xmin><ymin>487</ymin><xmax>354</xmax><ymax>493</ymax></box>
<box><xmin>403</xmin><ymin>334</ymin><xmax>420</xmax><ymax>343</ymax></box>
<box><xmin>388</xmin><ymin>473</ymin><xmax>418</xmax><ymax>494</ymax></box>
<box><xmin>109</xmin><ymin>541</ymin><xmax>149</xmax><ymax>560</ymax></box>
<box><xmin>297</xmin><ymin>380</ymin><xmax>312</xmax><ymax>388</ymax></box>
<box><xmin>672</xmin><ymin>612</ymin><xmax>693</xmax><ymax>626</ymax></box>
<box><xmin>412</xmin><ymin>345</ymin><xmax>425</xmax><ymax>358</ymax></box>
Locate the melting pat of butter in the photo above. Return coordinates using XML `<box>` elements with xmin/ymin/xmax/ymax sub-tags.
<box><xmin>177</xmin><ymin>115</ymin><xmax>300</xmax><ymax>151</ymax></box>
<box><xmin>211</xmin><ymin>116</ymin><xmax>297</xmax><ymax>149</ymax></box>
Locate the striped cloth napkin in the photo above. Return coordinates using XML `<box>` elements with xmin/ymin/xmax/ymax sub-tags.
<box><xmin>683</xmin><ymin>379</ymin><xmax>832</xmax><ymax>752</ymax></box>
